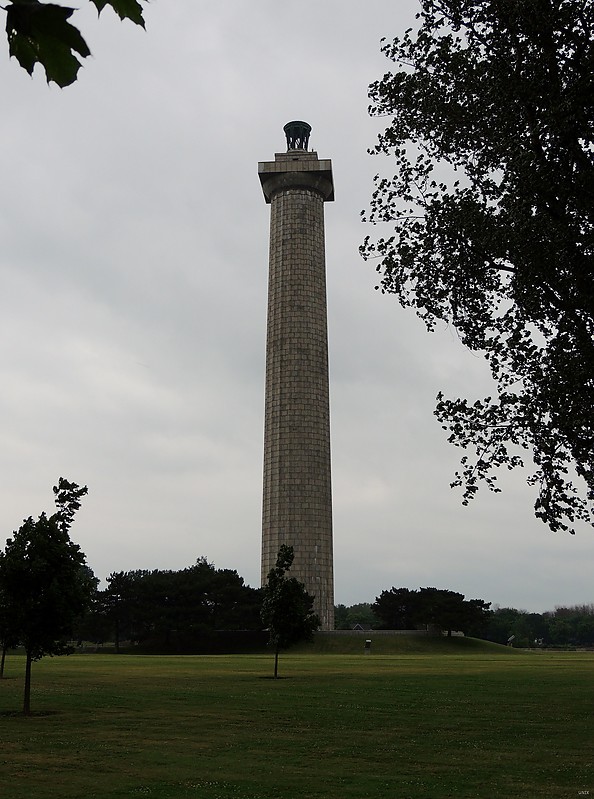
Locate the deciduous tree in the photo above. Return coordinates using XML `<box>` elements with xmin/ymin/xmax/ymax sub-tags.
<box><xmin>261</xmin><ymin>545</ymin><xmax>320</xmax><ymax>678</ymax></box>
<box><xmin>0</xmin><ymin>478</ymin><xmax>94</xmax><ymax>713</ymax></box>
<box><xmin>362</xmin><ymin>0</ymin><xmax>594</xmax><ymax>534</ymax></box>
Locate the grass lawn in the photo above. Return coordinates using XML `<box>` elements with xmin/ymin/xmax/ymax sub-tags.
<box><xmin>1</xmin><ymin>645</ymin><xmax>593</xmax><ymax>798</ymax></box>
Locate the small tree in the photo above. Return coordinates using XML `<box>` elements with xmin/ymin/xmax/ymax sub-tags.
<box><xmin>0</xmin><ymin>478</ymin><xmax>93</xmax><ymax>713</ymax></box>
<box><xmin>260</xmin><ymin>545</ymin><xmax>320</xmax><ymax>678</ymax></box>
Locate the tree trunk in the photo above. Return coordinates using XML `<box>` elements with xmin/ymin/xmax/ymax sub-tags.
<box><xmin>0</xmin><ymin>642</ymin><xmax>7</xmax><ymax>678</ymax></box>
<box><xmin>274</xmin><ymin>645</ymin><xmax>280</xmax><ymax>679</ymax></box>
<box><xmin>23</xmin><ymin>649</ymin><xmax>32</xmax><ymax>715</ymax></box>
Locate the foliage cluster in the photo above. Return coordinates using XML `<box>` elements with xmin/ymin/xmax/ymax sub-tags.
<box><xmin>0</xmin><ymin>478</ymin><xmax>93</xmax><ymax>712</ymax></box>
<box><xmin>4</xmin><ymin>0</ymin><xmax>146</xmax><ymax>86</ymax></box>
<box><xmin>362</xmin><ymin>0</ymin><xmax>594</xmax><ymax>534</ymax></box>
<box><xmin>334</xmin><ymin>601</ymin><xmax>379</xmax><ymax>629</ymax></box>
<box><xmin>80</xmin><ymin>559</ymin><xmax>263</xmax><ymax>652</ymax></box>
<box><xmin>336</xmin><ymin>591</ymin><xmax>594</xmax><ymax>647</ymax></box>
<box><xmin>373</xmin><ymin>586</ymin><xmax>492</xmax><ymax>635</ymax></box>
<box><xmin>260</xmin><ymin>545</ymin><xmax>320</xmax><ymax>677</ymax></box>
<box><xmin>485</xmin><ymin>603</ymin><xmax>594</xmax><ymax>647</ymax></box>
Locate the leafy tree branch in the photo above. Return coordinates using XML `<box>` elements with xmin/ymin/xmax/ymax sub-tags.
<box><xmin>3</xmin><ymin>0</ymin><xmax>146</xmax><ymax>86</ymax></box>
<box><xmin>362</xmin><ymin>0</ymin><xmax>594</xmax><ymax>533</ymax></box>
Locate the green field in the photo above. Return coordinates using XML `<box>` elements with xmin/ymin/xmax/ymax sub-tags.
<box><xmin>2</xmin><ymin>643</ymin><xmax>593</xmax><ymax>798</ymax></box>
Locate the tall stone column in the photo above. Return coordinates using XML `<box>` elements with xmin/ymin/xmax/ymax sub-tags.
<box><xmin>259</xmin><ymin>122</ymin><xmax>335</xmax><ymax>631</ymax></box>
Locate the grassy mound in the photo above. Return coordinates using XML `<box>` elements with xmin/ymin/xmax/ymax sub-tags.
<box><xmin>291</xmin><ymin>632</ymin><xmax>518</xmax><ymax>655</ymax></box>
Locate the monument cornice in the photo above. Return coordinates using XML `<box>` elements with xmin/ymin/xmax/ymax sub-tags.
<box><xmin>258</xmin><ymin>151</ymin><xmax>334</xmax><ymax>203</ymax></box>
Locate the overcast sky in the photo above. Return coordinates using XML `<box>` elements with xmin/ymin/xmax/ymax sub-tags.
<box><xmin>0</xmin><ymin>0</ymin><xmax>591</xmax><ymax>613</ymax></box>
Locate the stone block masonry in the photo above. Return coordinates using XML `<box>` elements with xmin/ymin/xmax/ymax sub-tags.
<box><xmin>259</xmin><ymin>141</ymin><xmax>335</xmax><ymax>631</ymax></box>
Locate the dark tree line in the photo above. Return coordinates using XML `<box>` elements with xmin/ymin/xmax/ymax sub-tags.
<box><xmin>485</xmin><ymin>604</ymin><xmax>594</xmax><ymax>647</ymax></box>
<box><xmin>79</xmin><ymin>559</ymin><xmax>263</xmax><ymax>652</ymax></box>
<box><xmin>336</xmin><ymin>595</ymin><xmax>594</xmax><ymax>647</ymax></box>
<box><xmin>334</xmin><ymin>602</ymin><xmax>379</xmax><ymax>630</ymax></box>
<box><xmin>372</xmin><ymin>587</ymin><xmax>492</xmax><ymax>636</ymax></box>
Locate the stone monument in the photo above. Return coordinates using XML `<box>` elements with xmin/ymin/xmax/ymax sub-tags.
<box><xmin>258</xmin><ymin>122</ymin><xmax>335</xmax><ymax>631</ymax></box>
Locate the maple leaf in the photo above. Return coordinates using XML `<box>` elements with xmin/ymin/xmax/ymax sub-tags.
<box><xmin>3</xmin><ymin>0</ymin><xmax>145</xmax><ymax>86</ymax></box>
<box><xmin>90</xmin><ymin>0</ymin><xmax>145</xmax><ymax>27</ymax></box>
<box><xmin>5</xmin><ymin>0</ymin><xmax>91</xmax><ymax>87</ymax></box>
